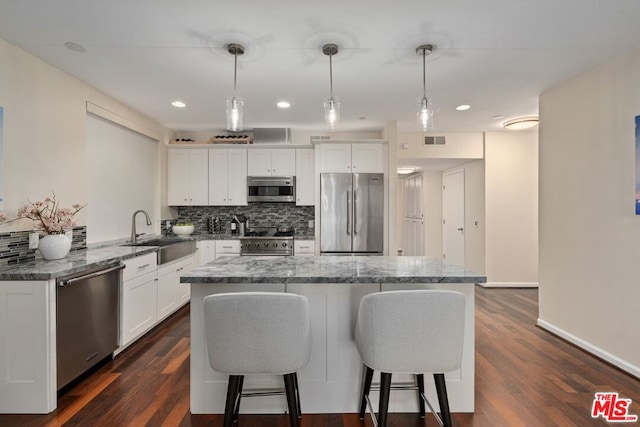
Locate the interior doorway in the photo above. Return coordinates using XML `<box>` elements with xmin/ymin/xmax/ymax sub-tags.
<box><xmin>443</xmin><ymin>169</ymin><xmax>465</xmax><ymax>266</ymax></box>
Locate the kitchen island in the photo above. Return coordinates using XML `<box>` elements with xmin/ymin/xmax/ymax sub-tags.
<box><xmin>182</xmin><ymin>255</ymin><xmax>486</xmax><ymax>415</ymax></box>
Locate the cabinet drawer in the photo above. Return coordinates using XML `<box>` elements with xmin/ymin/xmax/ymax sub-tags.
<box><xmin>215</xmin><ymin>240</ymin><xmax>240</xmax><ymax>254</ymax></box>
<box><xmin>294</xmin><ymin>240</ymin><xmax>315</xmax><ymax>255</ymax></box>
<box><xmin>123</xmin><ymin>252</ymin><xmax>157</xmax><ymax>282</ymax></box>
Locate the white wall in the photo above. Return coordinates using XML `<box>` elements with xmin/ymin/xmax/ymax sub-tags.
<box><xmin>0</xmin><ymin>37</ymin><xmax>169</xmax><ymax>233</ymax></box>
<box><xmin>484</xmin><ymin>131</ymin><xmax>539</xmax><ymax>285</ymax></box>
<box><xmin>398</xmin><ymin>131</ymin><xmax>484</xmax><ymax>159</ymax></box>
<box><xmin>86</xmin><ymin>114</ymin><xmax>158</xmax><ymax>243</ymax></box>
<box><xmin>538</xmin><ymin>47</ymin><xmax>640</xmax><ymax>377</ymax></box>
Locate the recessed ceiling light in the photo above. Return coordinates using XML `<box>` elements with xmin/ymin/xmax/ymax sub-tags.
<box><xmin>397</xmin><ymin>167</ymin><xmax>417</xmax><ymax>175</ymax></box>
<box><xmin>455</xmin><ymin>104</ymin><xmax>471</xmax><ymax>111</ymax></box>
<box><xmin>277</xmin><ymin>101</ymin><xmax>291</xmax><ymax>109</ymax></box>
<box><xmin>359</xmin><ymin>116</ymin><xmax>367</xmax><ymax>120</ymax></box>
<box><xmin>503</xmin><ymin>116</ymin><xmax>539</xmax><ymax>130</ymax></box>
<box><xmin>64</xmin><ymin>42</ymin><xmax>85</xmax><ymax>53</ymax></box>
<box><xmin>171</xmin><ymin>101</ymin><xmax>186</xmax><ymax>108</ymax></box>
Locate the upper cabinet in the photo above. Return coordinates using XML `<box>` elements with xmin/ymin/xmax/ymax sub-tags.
<box><xmin>248</xmin><ymin>148</ymin><xmax>295</xmax><ymax>176</ymax></box>
<box><xmin>295</xmin><ymin>148</ymin><xmax>315</xmax><ymax>206</ymax></box>
<box><xmin>168</xmin><ymin>149</ymin><xmax>209</xmax><ymax>205</ymax></box>
<box><xmin>209</xmin><ymin>148</ymin><xmax>248</xmax><ymax>206</ymax></box>
<box><xmin>319</xmin><ymin>143</ymin><xmax>384</xmax><ymax>173</ymax></box>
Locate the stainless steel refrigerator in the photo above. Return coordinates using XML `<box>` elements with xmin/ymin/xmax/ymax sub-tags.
<box><xmin>320</xmin><ymin>173</ymin><xmax>384</xmax><ymax>254</ymax></box>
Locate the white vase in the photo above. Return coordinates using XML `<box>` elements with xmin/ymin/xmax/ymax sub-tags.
<box><xmin>38</xmin><ymin>234</ymin><xmax>72</xmax><ymax>260</ymax></box>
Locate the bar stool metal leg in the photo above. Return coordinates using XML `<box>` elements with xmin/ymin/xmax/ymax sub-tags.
<box><xmin>284</xmin><ymin>373</ymin><xmax>300</xmax><ymax>427</ymax></box>
<box><xmin>416</xmin><ymin>374</ymin><xmax>426</xmax><ymax>417</ymax></box>
<box><xmin>359</xmin><ymin>365</ymin><xmax>374</xmax><ymax>419</ymax></box>
<box><xmin>233</xmin><ymin>375</ymin><xmax>244</xmax><ymax>423</ymax></box>
<box><xmin>378</xmin><ymin>372</ymin><xmax>392</xmax><ymax>427</ymax></box>
<box><xmin>224</xmin><ymin>375</ymin><xmax>242</xmax><ymax>427</ymax></box>
<box><xmin>434</xmin><ymin>373</ymin><xmax>452</xmax><ymax>427</ymax></box>
<box><xmin>293</xmin><ymin>372</ymin><xmax>302</xmax><ymax>418</ymax></box>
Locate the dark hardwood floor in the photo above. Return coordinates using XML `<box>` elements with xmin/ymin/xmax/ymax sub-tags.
<box><xmin>1</xmin><ymin>287</ymin><xmax>638</xmax><ymax>426</ymax></box>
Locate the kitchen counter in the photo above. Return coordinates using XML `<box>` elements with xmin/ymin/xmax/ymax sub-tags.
<box><xmin>0</xmin><ymin>245</ymin><xmax>157</xmax><ymax>281</ymax></box>
<box><xmin>185</xmin><ymin>256</ymin><xmax>483</xmax><ymax>415</ymax></box>
<box><xmin>182</xmin><ymin>255</ymin><xmax>484</xmax><ymax>284</ymax></box>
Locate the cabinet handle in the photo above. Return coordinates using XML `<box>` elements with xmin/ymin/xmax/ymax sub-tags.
<box><xmin>222</xmin><ymin>246</ymin><xmax>232</xmax><ymax>249</ymax></box>
<box><xmin>138</xmin><ymin>264</ymin><xmax>150</xmax><ymax>269</ymax></box>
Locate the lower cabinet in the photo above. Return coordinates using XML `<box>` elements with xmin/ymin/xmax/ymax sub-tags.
<box><xmin>119</xmin><ymin>252</ymin><xmax>194</xmax><ymax>352</ymax></box>
<box><xmin>121</xmin><ymin>270</ymin><xmax>158</xmax><ymax>347</ymax></box>
<box><xmin>214</xmin><ymin>240</ymin><xmax>240</xmax><ymax>258</ymax></box>
<box><xmin>157</xmin><ymin>256</ymin><xmax>195</xmax><ymax>321</ymax></box>
<box><xmin>294</xmin><ymin>240</ymin><xmax>315</xmax><ymax>256</ymax></box>
<box><xmin>197</xmin><ymin>240</ymin><xmax>216</xmax><ymax>266</ymax></box>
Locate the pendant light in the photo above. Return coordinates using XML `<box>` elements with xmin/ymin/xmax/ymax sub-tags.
<box><xmin>416</xmin><ymin>44</ymin><xmax>434</xmax><ymax>132</ymax></box>
<box><xmin>226</xmin><ymin>43</ymin><xmax>245</xmax><ymax>132</ymax></box>
<box><xmin>323</xmin><ymin>44</ymin><xmax>340</xmax><ymax>131</ymax></box>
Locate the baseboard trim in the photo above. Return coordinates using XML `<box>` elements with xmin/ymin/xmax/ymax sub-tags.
<box><xmin>537</xmin><ymin>318</ymin><xmax>640</xmax><ymax>379</ymax></box>
<box><xmin>479</xmin><ymin>282</ymin><xmax>539</xmax><ymax>288</ymax></box>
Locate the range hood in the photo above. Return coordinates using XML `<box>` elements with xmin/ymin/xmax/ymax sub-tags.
<box><xmin>252</xmin><ymin>128</ymin><xmax>290</xmax><ymax>144</ymax></box>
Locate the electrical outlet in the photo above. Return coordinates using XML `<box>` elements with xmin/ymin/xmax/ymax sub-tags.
<box><xmin>165</xmin><ymin>220</ymin><xmax>171</xmax><ymax>229</ymax></box>
<box><xmin>29</xmin><ymin>232</ymin><xmax>39</xmax><ymax>249</ymax></box>
<box><xmin>308</xmin><ymin>220</ymin><xmax>314</xmax><ymax>229</ymax></box>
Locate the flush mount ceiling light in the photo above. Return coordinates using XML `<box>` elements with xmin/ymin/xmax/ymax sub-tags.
<box><xmin>503</xmin><ymin>116</ymin><xmax>539</xmax><ymax>130</ymax></box>
<box><xmin>171</xmin><ymin>100</ymin><xmax>186</xmax><ymax>108</ymax></box>
<box><xmin>277</xmin><ymin>101</ymin><xmax>291</xmax><ymax>109</ymax></box>
<box><xmin>397</xmin><ymin>167</ymin><xmax>417</xmax><ymax>175</ymax></box>
<box><xmin>226</xmin><ymin>43</ymin><xmax>245</xmax><ymax>132</ymax></box>
<box><xmin>323</xmin><ymin>44</ymin><xmax>340</xmax><ymax>131</ymax></box>
<box><xmin>416</xmin><ymin>44</ymin><xmax>435</xmax><ymax>132</ymax></box>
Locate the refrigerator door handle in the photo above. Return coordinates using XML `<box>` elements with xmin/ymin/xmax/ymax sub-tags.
<box><xmin>353</xmin><ymin>190</ymin><xmax>357</xmax><ymax>235</ymax></box>
<box><xmin>346</xmin><ymin>191</ymin><xmax>350</xmax><ymax>235</ymax></box>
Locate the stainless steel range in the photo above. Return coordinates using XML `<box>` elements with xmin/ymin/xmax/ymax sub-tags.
<box><xmin>240</xmin><ymin>227</ymin><xmax>294</xmax><ymax>256</ymax></box>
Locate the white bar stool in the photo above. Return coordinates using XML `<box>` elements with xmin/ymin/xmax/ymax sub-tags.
<box><xmin>203</xmin><ymin>292</ymin><xmax>311</xmax><ymax>427</ymax></box>
<box><xmin>355</xmin><ymin>290</ymin><xmax>466</xmax><ymax>427</ymax></box>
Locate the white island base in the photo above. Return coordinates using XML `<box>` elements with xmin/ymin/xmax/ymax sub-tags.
<box><xmin>189</xmin><ymin>281</ymin><xmax>475</xmax><ymax>415</ymax></box>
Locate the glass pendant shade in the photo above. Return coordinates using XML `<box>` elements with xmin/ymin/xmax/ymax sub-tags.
<box><xmin>417</xmin><ymin>96</ymin><xmax>434</xmax><ymax>131</ymax></box>
<box><xmin>226</xmin><ymin>96</ymin><xmax>244</xmax><ymax>132</ymax></box>
<box><xmin>324</xmin><ymin>97</ymin><xmax>340</xmax><ymax>131</ymax></box>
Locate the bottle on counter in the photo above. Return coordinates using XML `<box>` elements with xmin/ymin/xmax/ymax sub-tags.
<box><xmin>230</xmin><ymin>219</ymin><xmax>237</xmax><ymax>234</ymax></box>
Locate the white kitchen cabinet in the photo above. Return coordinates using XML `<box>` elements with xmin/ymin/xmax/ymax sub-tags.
<box><xmin>294</xmin><ymin>240</ymin><xmax>315</xmax><ymax>256</ymax></box>
<box><xmin>214</xmin><ymin>240</ymin><xmax>241</xmax><ymax>258</ymax></box>
<box><xmin>319</xmin><ymin>143</ymin><xmax>384</xmax><ymax>173</ymax></box>
<box><xmin>295</xmin><ymin>148</ymin><xmax>315</xmax><ymax>205</ymax></box>
<box><xmin>168</xmin><ymin>149</ymin><xmax>209</xmax><ymax>205</ymax></box>
<box><xmin>157</xmin><ymin>255</ymin><xmax>195</xmax><ymax>321</ymax></box>
<box><xmin>120</xmin><ymin>253</ymin><xmax>158</xmax><ymax>348</ymax></box>
<box><xmin>247</xmin><ymin>148</ymin><xmax>295</xmax><ymax>176</ymax></box>
<box><xmin>209</xmin><ymin>148</ymin><xmax>248</xmax><ymax>206</ymax></box>
<box><xmin>197</xmin><ymin>240</ymin><xmax>216</xmax><ymax>267</ymax></box>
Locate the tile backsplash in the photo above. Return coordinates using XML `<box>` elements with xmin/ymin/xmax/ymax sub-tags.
<box><xmin>172</xmin><ymin>204</ymin><xmax>314</xmax><ymax>235</ymax></box>
<box><xmin>0</xmin><ymin>226</ymin><xmax>87</xmax><ymax>266</ymax></box>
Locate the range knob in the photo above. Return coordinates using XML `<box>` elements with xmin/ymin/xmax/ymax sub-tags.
<box><xmin>273</xmin><ymin>242</ymin><xmax>278</xmax><ymax>248</ymax></box>
<box><xmin>282</xmin><ymin>242</ymin><xmax>288</xmax><ymax>248</ymax></box>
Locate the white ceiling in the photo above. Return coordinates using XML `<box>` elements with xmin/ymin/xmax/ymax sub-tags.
<box><xmin>2</xmin><ymin>1</ymin><xmax>640</xmax><ymax>134</ymax></box>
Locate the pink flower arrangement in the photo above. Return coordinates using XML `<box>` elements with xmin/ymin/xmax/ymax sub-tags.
<box><xmin>11</xmin><ymin>193</ymin><xmax>85</xmax><ymax>235</ymax></box>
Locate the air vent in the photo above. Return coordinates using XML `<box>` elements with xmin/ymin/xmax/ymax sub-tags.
<box><xmin>424</xmin><ymin>136</ymin><xmax>446</xmax><ymax>145</ymax></box>
<box><xmin>310</xmin><ymin>135</ymin><xmax>331</xmax><ymax>143</ymax></box>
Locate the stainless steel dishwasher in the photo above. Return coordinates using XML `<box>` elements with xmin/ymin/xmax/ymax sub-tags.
<box><xmin>56</xmin><ymin>262</ymin><xmax>124</xmax><ymax>390</ymax></box>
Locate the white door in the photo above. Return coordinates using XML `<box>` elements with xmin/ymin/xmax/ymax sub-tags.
<box><xmin>443</xmin><ymin>170</ymin><xmax>465</xmax><ymax>266</ymax></box>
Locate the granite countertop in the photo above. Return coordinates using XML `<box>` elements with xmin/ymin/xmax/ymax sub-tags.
<box><xmin>182</xmin><ymin>255</ymin><xmax>486</xmax><ymax>284</ymax></box>
<box><xmin>0</xmin><ymin>245</ymin><xmax>158</xmax><ymax>281</ymax></box>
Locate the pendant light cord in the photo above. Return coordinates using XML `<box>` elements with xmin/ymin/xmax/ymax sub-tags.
<box><xmin>329</xmin><ymin>53</ymin><xmax>334</xmax><ymax>99</ymax></box>
<box><xmin>233</xmin><ymin>49</ymin><xmax>238</xmax><ymax>99</ymax></box>
<box><xmin>422</xmin><ymin>47</ymin><xmax>426</xmax><ymax>98</ymax></box>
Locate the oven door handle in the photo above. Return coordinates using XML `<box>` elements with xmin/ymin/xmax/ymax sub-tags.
<box><xmin>241</xmin><ymin>252</ymin><xmax>291</xmax><ymax>256</ymax></box>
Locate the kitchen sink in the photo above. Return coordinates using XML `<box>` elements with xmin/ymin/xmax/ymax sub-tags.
<box><xmin>125</xmin><ymin>239</ymin><xmax>196</xmax><ymax>264</ymax></box>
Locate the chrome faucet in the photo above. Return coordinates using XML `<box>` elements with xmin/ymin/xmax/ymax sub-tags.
<box><xmin>131</xmin><ymin>210</ymin><xmax>152</xmax><ymax>244</ymax></box>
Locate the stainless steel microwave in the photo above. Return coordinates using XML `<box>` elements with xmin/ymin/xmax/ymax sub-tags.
<box><xmin>247</xmin><ymin>176</ymin><xmax>296</xmax><ymax>202</ymax></box>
